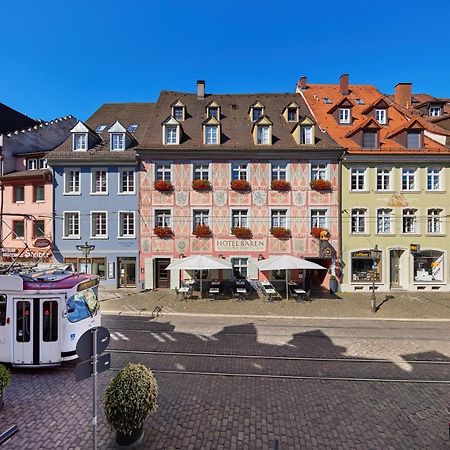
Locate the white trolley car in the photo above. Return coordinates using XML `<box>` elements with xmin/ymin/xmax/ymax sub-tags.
<box><xmin>0</xmin><ymin>268</ymin><xmax>100</xmax><ymax>366</ymax></box>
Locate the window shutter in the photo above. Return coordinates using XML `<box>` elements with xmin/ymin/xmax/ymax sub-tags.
<box><xmin>144</xmin><ymin>258</ymin><xmax>154</xmax><ymax>290</ymax></box>
<box><xmin>248</xmin><ymin>258</ymin><xmax>259</xmax><ymax>280</ymax></box>
<box><xmin>170</xmin><ymin>258</ymin><xmax>180</xmax><ymax>289</ymax></box>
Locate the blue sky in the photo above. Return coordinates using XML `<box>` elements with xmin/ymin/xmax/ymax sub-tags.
<box><xmin>1</xmin><ymin>0</ymin><xmax>449</xmax><ymax>121</ymax></box>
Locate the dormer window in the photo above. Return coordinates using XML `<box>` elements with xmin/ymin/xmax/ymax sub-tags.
<box><xmin>173</xmin><ymin>107</ymin><xmax>184</xmax><ymax>120</ymax></box>
<box><xmin>287</xmin><ymin>108</ymin><xmax>298</xmax><ymax>122</ymax></box>
<box><xmin>127</xmin><ymin>123</ymin><xmax>139</xmax><ymax>132</ymax></box>
<box><xmin>208</xmin><ymin>107</ymin><xmax>219</xmax><ymax>119</ymax></box>
<box><xmin>363</xmin><ymin>130</ymin><xmax>378</xmax><ymax>149</ymax></box>
<box><xmin>253</xmin><ymin>108</ymin><xmax>263</xmax><ymax>122</ymax></box>
<box><xmin>339</xmin><ymin>108</ymin><xmax>351</xmax><ymax>124</ymax></box>
<box><xmin>429</xmin><ymin>106</ymin><xmax>442</xmax><ymax>117</ymax></box>
<box><xmin>73</xmin><ymin>133</ymin><xmax>87</xmax><ymax>151</ymax></box>
<box><xmin>375</xmin><ymin>109</ymin><xmax>387</xmax><ymax>125</ymax></box>
<box><xmin>111</xmin><ymin>133</ymin><xmax>125</xmax><ymax>151</ymax></box>
<box><xmin>165</xmin><ymin>126</ymin><xmax>178</xmax><ymax>145</ymax></box>
<box><xmin>407</xmin><ymin>131</ymin><xmax>421</xmax><ymax>149</ymax></box>
<box><xmin>205</xmin><ymin>125</ymin><xmax>219</xmax><ymax>145</ymax></box>
<box><xmin>300</xmin><ymin>126</ymin><xmax>313</xmax><ymax>144</ymax></box>
<box><xmin>257</xmin><ymin>125</ymin><xmax>270</xmax><ymax>144</ymax></box>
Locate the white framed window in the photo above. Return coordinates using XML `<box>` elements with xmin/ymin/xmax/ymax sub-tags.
<box><xmin>429</xmin><ymin>106</ymin><xmax>441</xmax><ymax>117</ymax></box>
<box><xmin>91</xmin><ymin>169</ymin><xmax>108</xmax><ymax>194</ymax></box>
<box><xmin>164</xmin><ymin>126</ymin><xmax>178</xmax><ymax>145</ymax></box>
<box><xmin>311</xmin><ymin>163</ymin><xmax>328</xmax><ymax>181</ymax></box>
<box><xmin>232</xmin><ymin>209</ymin><xmax>248</xmax><ymax>228</ymax></box>
<box><xmin>403</xmin><ymin>209</ymin><xmax>417</xmax><ymax>234</ymax></box>
<box><xmin>339</xmin><ymin>108</ymin><xmax>351</xmax><ymax>124</ymax></box>
<box><xmin>63</xmin><ymin>212</ymin><xmax>80</xmax><ymax>238</ymax></box>
<box><xmin>193</xmin><ymin>163</ymin><xmax>210</xmax><ymax>181</ymax></box>
<box><xmin>377</xmin><ymin>208</ymin><xmax>392</xmax><ymax>234</ymax></box>
<box><xmin>193</xmin><ymin>210</ymin><xmax>209</xmax><ymax>229</ymax></box>
<box><xmin>351</xmin><ymin>167</ymin><xmax>366</xmax><ymax>191</ymax></box>
<box><xmin>407</xmin><ymin>131</ymin><xmax>421</xmax><ymax>149</ymax></box>
<box><xmin>155</xmin><ymin>210</ymin><xmax>171</xmax><ymax>227</ymax></box>
<box><xmin>427</xmin><ymin>209</ymin><xmax>442</xmax><ymax>234</ymax></box>
<box><xmin>205</xmin><ymin>126</ymin><xmax>219</xmax><ymax>144</ymax></box>
<box><xmin>271</xmin><ymin>162</ymin><xmax>287</xmax><ymax>181</ymax></box>
<box><xmin>257</xmin><ymin>125</ymin><xmax>270</xmax><ymax>144</ymax></box>
<box><xmin>27</xmin><ymin>159</ymin><xmax>38</xmax><ymax>170</ymax></box>
<box><xmin>119</xmin><ymin>212</ymin><xmax>135</xmax><ymax>238</ymax></box>
<box><xmin>375</xmin><ymin>109</ymin><xmax>387</xmax><ymax>124</ymax></box>
<box><xmin>119</xmin><ymin>169</ymin><xmax>135</xmax><ymax>194</ymax></box>
<box><xmin>91</xmin><ymin>212</ymin><xmax>108</xmax><ymax>238</ymax></box>
<box><xmin>111</xmin><ymin>133</ymin><xmax>125</xmax><ymax>151</ymax></box>
<box><xmin>39</xmin><ymin>158</ymin><xmax>48</xmax><ymax>169</ymax></box>
<box><xmin>252</xmin><ymin>108</ymin><xmax>263</xmax><ymax>122</ymax></box>
<box><xmin>173</xmin><ymin>106</ymin><xmax>184</xmax><ymax>121</ymax></box>
<box><xmin>13</xmin><ymin>186</ymin><xmax>24</xmax><ymax>203</ymax></box>
<box><xmin>287</xmin><ymin>108</ymin><xmax>297</xmax><ymax>122</ymax></box>
<box><xmin>402</xmin><ymin>168</ymin><xmax>416</xmax><ymax>191</ymax></box>
<box><xmin>311</xmin><ymin>209</ymin><xmax>327</xmax><ymax>228</ymax></box>
<box><xmin>73</xmin><ymin>133</ymin><xmax>87</xmax><ymax>151</ymax></box>
<box><xmin>351</xmin><ymin>209</ymin><xmax>367</xmax><ymax>233</ymax></box>
<box><xmin>13</xmin><ymin>221</ymin><xmax>25</xmax><ymax>239</ymax></box>
<box><xmin>155</xmin><ymin>163</ymin><xmax>172</xmax><ymax>181</ymax></box>
<box><xmin>427</xmin><ymin>168</ymin><xmax>441</xmax><ymax>191</ymax></box>
<box><xmin>231</xmin><ymin>163</ymin><xmax>248</xmax><ymax>181</ymax></box>
<box><xmin>377</xmin><ymin>168</ymin><xmax>391</xmax><ymax>191</ymax></box>
<box><xmin>301</xmin><ymin>126</ymin><xmax>313</xmax><ymax>144</ymax></box>
<box><xmin>271</xmin><ymin>209</ymin><xmax>287</xmax><ymax>228</ymax></box>
<box><xmin>232</xmin><ymin>257</ymin><xmax>248</xmax><ymax>279</ymax></box>
<box><xmin>208</xmin><ymin>107</ymin><xmax>219</xmax><ymax>119</ymax></box>
<box><xmin>64</xmin><ymin>169</ymin><xmax>80</xmax><ymax>194</ymax></box>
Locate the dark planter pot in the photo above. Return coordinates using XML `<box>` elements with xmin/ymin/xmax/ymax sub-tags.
<box><xmin>115</xmin><ymin>426</ymin><xmax>144</xmax><ymax>448</ymax></box>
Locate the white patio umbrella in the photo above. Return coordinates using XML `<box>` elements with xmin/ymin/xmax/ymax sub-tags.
<box><xmin>256</xmin><ymin>255</ymin><xmax>326</xmax><ymax>300</ymax></box>
<box><xmin>166</xmin><ymin>255</ymin><xmax>232</xmax><ymax>297</ymax></box>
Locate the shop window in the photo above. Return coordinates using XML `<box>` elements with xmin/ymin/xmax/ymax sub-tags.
<box><xmin>92</xmin><ymin>258</ymin><xmax>106</xmax><ymax>279</ymax></box>
<box><xmin>414</xmin><ymin>250</ymin><xmax>444</xmax><ymax>282</ymax></box>
<box><xmin>351</xmin><ymin>251</ymin><xmax>382</xmax><ymax>282</ymax></box>
<box><xmin>232</xmin><ymin>257</ymin><xmax>248</xmax><ymax>279</ymax></box>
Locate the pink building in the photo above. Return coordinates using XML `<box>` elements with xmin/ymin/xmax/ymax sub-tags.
<box><xmin>138</xmin><ymin>82</ymin><xmax>343</xmax><ymax>291</ymax></box>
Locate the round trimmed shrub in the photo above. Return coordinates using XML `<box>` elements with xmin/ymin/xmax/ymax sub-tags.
<box><xmin>0</xmin><ymin>364</ymin><xmax>11</xmax><ymax>393</ymax></box>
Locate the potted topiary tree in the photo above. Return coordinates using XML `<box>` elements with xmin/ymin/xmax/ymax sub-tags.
<box><xmin>104</xmin><ymin>363</ymin><xmax>158</xmax><ymax>448</ymax></box>
<box><xmin>0</xmin><ymin>364</ymin><xmax>11</xmax><ymax>411</ymax></box>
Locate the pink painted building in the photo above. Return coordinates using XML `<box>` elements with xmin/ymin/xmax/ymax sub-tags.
<box><xmin>137</xmin><ymin>82</ymin><xmax>343</xmax><ymax>291</ymax></box>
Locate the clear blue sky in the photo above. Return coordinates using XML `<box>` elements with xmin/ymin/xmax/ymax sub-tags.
<box><xmin>1</xmin><ymin>0</ymin><xmax>449</xmax><ymax>121</ymax></box>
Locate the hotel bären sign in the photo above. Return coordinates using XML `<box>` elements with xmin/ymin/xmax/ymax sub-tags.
<box><xmin>215</xmin><ymin>239</ymin><xmax>266</xmax><ymax>252</ymax></box>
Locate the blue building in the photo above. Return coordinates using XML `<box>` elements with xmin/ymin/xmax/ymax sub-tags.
<box><xmin>48</xmin><ymin>103</ymin><xmax>154</xmax><ymax>288</ymax></box>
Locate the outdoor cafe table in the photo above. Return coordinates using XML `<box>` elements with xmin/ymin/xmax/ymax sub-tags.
<box><xmin>211</xmin><ymin>280</ymin><xmax>221</xmax><ymax>286</ymax></box>
<box><xmin>209</xmin><ymin>287</ymin><xmax>220</xmax><ymax>300</ymax></box>
<box><xmin>235</xmin><ymin>280</ymin><xmax>246</xmax><ymax>286</ymax></box>
<box><xmin>263</xmin><ymin>287</ymin><xmax>277</xmax><ymax>301</ymax></box>
<box><xmin>178</xmin><ymin>286</ymin><xmax>191</xmax><ymax>299</ymax></box>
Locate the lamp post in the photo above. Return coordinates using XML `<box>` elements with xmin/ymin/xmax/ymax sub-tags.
<box><xmin>370</xmin><ymin>245</ymin><xmax>382</xmax><ymax>313</ymax></box>
<box><xmin>76</xmin><ymin>241</ymin><xmax>95</xmax><ymax>274</ymax></box>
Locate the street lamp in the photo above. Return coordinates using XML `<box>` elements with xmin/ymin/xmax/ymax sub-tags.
<box><xmin>370</xmin><ymin>245</ymin><xmax>382</xmax><ymax>313</ymax></box>
<box><xmin>76</xmin><ymin>241</ymin><xmax>95</xmax><ymax>274</ymax></box>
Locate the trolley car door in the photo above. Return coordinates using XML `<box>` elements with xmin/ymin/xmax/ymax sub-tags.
<box><xmin>13</xmin><ymin>298</ymin><xmax>33</xmax><ymax>364</ymax></box>
<box><xmin>40</xmin><ymin>298</ymin><xmax>60</xmax><ymax>364</ymax></box>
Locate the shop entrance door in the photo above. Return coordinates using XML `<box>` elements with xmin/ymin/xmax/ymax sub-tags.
<box><xmin>155</xmin><ymin>259</ymin><xmax>171</xmax><ymax>288</ymax></box>
<box><xmin>118</xmin><ymin>258</ymin><xmax>136</xmax><ymax>287</ymax></box>
<box><xmin>390</xmin><ymin>250</ymin><xmax>403</xmax><ymax>288</ymax></box>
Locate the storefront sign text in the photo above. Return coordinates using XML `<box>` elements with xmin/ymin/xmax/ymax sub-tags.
<box><xmin>215</xmin><ymin>239</ymin><xmax>266</xmax><ymax>252</ymax></box>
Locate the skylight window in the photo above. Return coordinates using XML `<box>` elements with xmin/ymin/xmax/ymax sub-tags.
<box><xmin>127</xmin><ymin>123</ymin><xmax>139</xmax><ymax>132</ymax></box>
<box><xmin>355</xmin><ymin>98</ymin><xmax>365</xmax><ymax>105</ymax></box>
<box><xmin>323</xmin><ymin>98</ymin><xmax>332</xmax><ymax>104</ymax></box>
<box><xmin>95</xmin><ymin>124</ymin><xmax>108</xmax><ymax>132</ymax></box>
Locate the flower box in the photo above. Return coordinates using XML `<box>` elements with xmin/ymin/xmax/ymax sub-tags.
<box><xmin>192</xmin><ymin>179</ymin><xmax>211</xmax><ymax>191</ymax></box>
<box><xmin>270</xmin><ymin>227</ymin><xmax>291</xmax><ymax>239</ymax></box>
<box><xmin>154</xmin><ymin>180</ymin><xmax>173</xmax><ymax>192</ymax></box>
<box><xmin>230</xmin><ymin>179</ymin><xmax>251</xmax><ymax>192</ymax></box>
<box><xmin>310</xmin><ymin>227</ymin><xmax>329</xmax><ymax>239</ymax></box>
<box><xmin>310</xmin><ymin>179</ymin><xmax>332</xmax><ymax>191</ymax></box>
<box><xmin>154</xmin><ymin>226</ymin><xmax>173</xmax><ymax>238</ymax></box>
<box><xmin>271</xmin><ymin>180</ymin><xmax>291</xmax><ymax>191</ymax></box>
<box><xmin>193</xmin><ymin>224</ymin><xmax>212</xmax><ymax>238</ymax></box>
<box><xmin>231</xmin><ymin>226</ymin><xmax>252</xmax><ymax>239</ymax></box>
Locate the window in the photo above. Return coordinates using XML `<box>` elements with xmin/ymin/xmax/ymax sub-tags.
<box><xmin>92</xmin><ymin>258</ymin><xmax>106</xmax><ymax>278</ymax></box>
<box><xmin>377</xmin><ymin>168</ymin><xmax>391</xmax><ymax>191</ymax></box>
<box><xmin>301</xmin><ymin>126</ymin><xmax>313</xmax><ymax>144</ymax></box>
<box><xmin>111</xmin><ymin>133</ymin><xmax>125</xmax><ymax>151</ymax></box>
<box><xmin>311</xmin><ymin>209</ymin><xmax>327</xmax><ymax>228</ymax></box>
<box><xmin>14</xmin><ymin>186</ymin><xmax>24</xmax><ymax>203</ymax></box>
<box><xmin>427</xmin><ymin>168</ymin><xmax>441</xmax><ymax>191</ymax></box>
<box><xmin>402</xmin><ymin>209</ymin><xmax>417</xmax><ymax>233</ymax></box>
<box><xmin>232</xmin><ymin>257</ymin><xmax>248</xmax><ymax>279</ymax></box>
<box><xmin>65</xmin><ymin>169</ymin><xmax>80</xmax><ymax>194</ymax></box>
<box><xmin>95</xmin><ymin>124</ymin><xmax>108</xmax><ymax>132</ymax></box>
<box><xmin>311</xmin><ymin>163</ymin><xmax>327</xmax><ymax>181</ymax></box>
<box><xmin>287</xmin><ymin>108</ymin><xmax>297</xmax><ymax>121</ymax></box>
<box><xmin>407</xmin><ymin>131</ymin><xmax>421</xmax><ymax>149</ymax></box>
<box><xmin>414</xmin><ymin>250</ymin><xmax>444</xmax><ymax>282</ymax></box>
<box><xmin>193</xmin><ymin>163</ymin><xmax>209</xmax><ymax>180</ymax></box>
<box><xmin>377</xmin><ymin>209</ymin><xmax>392</xmax><ymax>234</ymax></box>
<box><xmin>339</xmin><ymin>108</ymin><xmax>351</xmax><ymax>124</ymax></box>
<box><xmin>119</xmin><ymin>169</ymin><xmax>135</xmax><ymax>193</ymax></box>
<box><xmin>16</xmin><ymin>301</ymin><xmax>31</xmax><ymax>342</ymax></box>
<box><xmin>429</xmin><ymin>106</ymin><xmax>442</xmax><ymax>117</ymax></box>
<box><xmin>271</xmin><ymin>209</ymin><xmax>287</xmax><ymax>228</ymax></box>
<box><xmin>0</xmin><ymin>295</ymin><xmax>6</xmax><ymax>326</ymax></box>
<box><xmin>13</xmin><ymin>221</ymin><xmax>24</xmax><ymax>239</ymax></box>
<box><xmin>64</xmin><ymin>212</ymin><xmax>80</xmax><ymax>238</ymax></box>
<box><xmin>208</xmin><ymin>107</ymin><xmax>219</xmax><ymax>119</ymax></box>
<box><xmin>27</xmin><ymin>159</ymin><xmax>38</xmax><ymax>170</ymax></box>
<box><xmin>351</xmin><ymin>251</ymin><xmax>382</xmax><ymax>282</ymax></box>
<box><xmin>252</xmin><ymin>108</ymin><xmax>262</xmax><ymax>122</ymax></box>
<box><xmin>39</xmin><ymin>158</ymin><xmax>48</xmax><ymax>169</ymax></box>
<box><xmin>173</xmin><ymin>106</ymin><xmax>184</xmax><ymax>121</ymax></box>
<box><xmin>127</xmin><ymin>123</ymin><xmax>139</xmax><ymax>132</ymax></box>
<box><xmin>193</xmin><ymin>210</ymin><xmax>209</xmax><ymax>229</ymax></box>
<box><xmin>375</xmin><ymin>109</ymin><xmax>387</xmax><ymax>124</ymax></box>
<box><xmin>33</xmin><ymin>220</ymin><xmax>45</xmax><ymax>238</ymax></box>
<box><xmin>67</xmin><ymin>291</ymin><xmax>93</xmax><ymax>323</ymax></box>
<box><xmin>323</xmin><ymin>97</ymin><xmax>332</xmax><ymax>104</ymax></box>
<box><xmin>42</xmin><ymin>301</ymin><xmax>58</xmax><ymax>342</ymax></box>
<box><xmin>119</xmin><ymin>212</ymin><xmax>135</xmax><ymax>237</ymax></box>
<box><xmin>257</xmin><ymin>125</ymin><xmax>270</xmax><ymax>144</ymax></box>
<box><xmin>363</xmin><ymin>131</ymin><xmax>377</xmax><ymax>148</ymax></box>
<box><xmin>355</xmin><ymin>98</ymin><xmax>365</xmax><ymax>105</ymax></box>
<box><xmin>155</xmin><ymin>210</ymin><xmax>171</xmax><ymax>227</ymax></box>
<box><xmin>351</xmin><ymin>168</ymin><xmax>366</xmax><ymax>191</ymax></box>
<box><xmin>232</xmin><ymin>210</ymin><xmax>248</xmax><ymax>228</ymax></box>
<box><xmin>92</xmin><ymin>170</ymin><xmax>107</xmax><ymax>194</ymax></box>
<box><xmin>427</xmin><ymin>209</ymin><xmax>442</xmax><ymax>234</ymax></box>
<box><xmin>402</xmin><ymin>168</ymin><xmax>416</xmax><ymax>191</ymax></box>
<box><xmin>73</xmin><ymin>133</ymin><xmax>87</xmax><ymax>150</ymax></box>
<box><xmin>351</xmin><ymin>209</ymin><xmax>366</xmax><ymax>233</ymax></box>
<box><xmin>271</xmin><ymin>162</ymin><xmax>287</xmax><ymax>181</ymax></box>
<box><xmin>231</xmin><ymin>163</ymin><xmax>248</xmax><ymax>181</ymax></box>
<box><xmin>164</xmin><ymin>126</ymin><xmax>178</xmax><ymax>144</ymax></box>
<box><xmin>155</xmin><ymin>164</ymin><xmax>171</xmax><ymax>181</ymax></box>
<box><xmin>91</xmin><ymin>212</ymin><xmax>107</xmax><ymax>238</ymax></box>
<box><xmin>205</xmin><ymin>125</ymin><xmax>219</xmax><ymax>144</ymax></box>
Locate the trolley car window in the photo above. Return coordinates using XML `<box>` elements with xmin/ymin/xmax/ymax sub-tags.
<box><xmin>43</xmin><ymin>301</ymin><xmax>58</xmax><ymax>342</ymax></box>
<box><xmin>0</xmin><ymin>295</ymin><xmax>6</xmax><ymax>326</ymax></box>
<box><xmin>16</xmin><ymin>301</ymin><xmax>31</xmax><ymax>342</ymax></box>
<box><xmin>67</xmin><ymin>288</ymin><xmax>98</xmax><ymax>322</ymax></box>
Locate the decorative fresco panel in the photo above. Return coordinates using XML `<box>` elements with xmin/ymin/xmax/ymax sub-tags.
<box><xmin>174</xmin><ymin>164</ymin><xmax>191</xmax><ymax>190</ymax></box>
<box><xmin>229</xmin><ymin>190</ymin><xmax>251</xmax><ymax>206</ymax></box>
<box><xmin>269</xmin><ymin>238</ymin><xmax>291</xmax><ymax>254</ymax></box>
<box><xmin>151</xmin><ymin>237</ymin><xmax>174</xmax><ymax>253</ymax></box>
<box><xmin>268</xmin><ymin>190</ymin><xmax>290</xmax><ymax>205</ymax></box>
<box><xmin>212</xmin><ymin>163</ymin><xmax>229</xmax><ymax>189</ymax></box>
<box><xmin>251</xmin><ymin>163</ymin><xmax>269</xmax><ymax>189</ymax></box>
<box><xmin>191</xmin><ymin>190</ymin><xmax>212</xmax><ymax>206</ymax></box>
<box><xmin>175</xmin><ymin>191</ymin><xmax>189</xmax><ymax>207</ymax></box>
<box><xmin>292</xmin><ymin>238</ymin><xmax>306</xmax><ymax>254</ymax></box>
<box><xmin>308</xmin><ymin>190</ymin><xmax>332</xmax><ymax>206</ymax></box>
<box><xmin>141</xmin><ymin>238</ymin><xmax>151</xmax><ymax>253</ymax></box>
<box><xmin>152</xmin><ymin>191</ymin><xmax>174</xmax><ymax>206</ymax></box>
<box><xmin>212</xmin><ymin>207</ymin><xmax>229</xmax><ymax>235</ymax></box>
<box><xmin>213</xmin><ymin>190</ymin><xmax>228</xmax><ymax>207</ymax></box>
<box><xmin>191</xmin><ymin>238</ymin><xmax>213</xmax><ymax>253</ymax></box>
<box><xmin>175</xmin><ymin>239</ymin><xmax>189</xmax><ymax>255</ymax></box>
<box><xmin>292</xmin><ymin>191</ymin><xmax>306</xmax><ymax>206</ymax></box>
<box><xmin>252</xmin><ymin>190</ymin><xmax>267</xmax><ymax>207</ymax></box>
<box><xmin>252</xmin><ymin>208</ymin><xmax>268</xmax><ymax>236</ymax></box>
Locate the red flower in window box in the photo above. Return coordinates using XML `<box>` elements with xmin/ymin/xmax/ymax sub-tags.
<box><xmin>270</xmin><ymin>227</ymin><xmax>291</xmax><ymax>239</ymax></box>
<box><xmin>310</xmin><ymin>227</ymin><xmax>329</xmax><ymax>239</ymax></box>
<box><xmin>231</xmin><ymin>226</ymin><xmax>252</xmax><ymax>239</ymax></box>
<box><xmin>154</xmin><ymin>226</ymin><xmax>173</xmax><ymax>238</ymax></box>
<box><xmin>271</xmin><ymin>180</ymin><xmax>291</xmax><ymax>191</ymax></box>
<box><xmin>192</xmin><ymin>179</ymin><xmax>211</xmax><ymax>191</ymax></box>
<box><xmin>193</xmin><ymin>224</ymin><xmax>212</xmax><ymax>238</ymax></box>
<box><xmin>310</xmin><ymin>179</ymin><xmax>332</xmax><ymax>191</ymax></box>
<box><xmin>154</xmin><ymin>180</ymin><xmax>173</xmax><ymax>192</ymax></box>
<box><xmin>230</xmin><ymin>179</ymin><xmax>251</xmax><ymax>192</ymax></box>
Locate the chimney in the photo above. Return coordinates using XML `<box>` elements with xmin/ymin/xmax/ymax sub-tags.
<box><xmin>339</xmin><ymin>74</ymin><xmax>349</xmax><ymax>95</ymax></box>
<box><xmin>298</xmin><ymin>76</ymin><xmax>308</xmax><ymax>90</ymax></box>
<box><xmin>394</xmin><ymin>82</ymin><xmax>412</xmax><ymax>107</ymax></box>
<box><xmin>197</xmin><ymin>80</ymin><xmax>205</xmax><ymax>100</ymax></box>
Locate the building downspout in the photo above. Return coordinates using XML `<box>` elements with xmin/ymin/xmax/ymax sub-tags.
<box><xmin>338</xmin><ymin>149</ymin><xmax>346</xmax><ymax>287</ymax></box>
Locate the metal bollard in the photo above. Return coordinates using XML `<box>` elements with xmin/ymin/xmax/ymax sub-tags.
<box><xmin>0</xmin><ymin>425</ymin><xmax>19</xmax><ymax>445</ymax></box>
